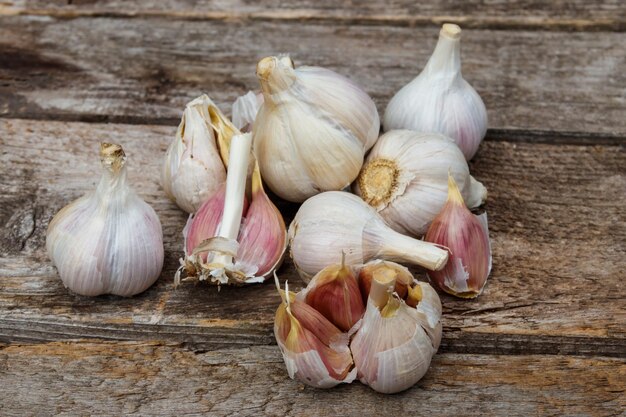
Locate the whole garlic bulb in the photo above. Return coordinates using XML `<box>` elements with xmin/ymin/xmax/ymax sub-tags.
<box><xmin>47</xmin><ymin>143</ymin><xmax>164</xmax><ymax>297</ymax></box>
<box><xmin>383</xmin><ymin>23</ymin><xmax>488</xmax><ymax>160</ymax></box>
<box><xmin>288</xmin><ymin>191</ymin><xmax>448</xmax><ymax>280</ymax></box>
<box><xmin>253</xmin><ymin>55</ymin><xmax>380</xmax><ymax>202</ymax></box>
<box><xmin>162</xmin><ymin>95</ymin><xmax>229</xmax><ymax>213</ymax></box>
<box><xmin>354</xmin><ymin>130</ymin><xmax>487</xmax><ymax>237</ymax></box>
<box><xmin>351</xmin><ymin>262</ymin><xmax>442</xmax><ymax>394</ymax></box>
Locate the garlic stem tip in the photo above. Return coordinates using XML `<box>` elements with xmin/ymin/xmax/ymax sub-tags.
<box><xmin>441</xmin><ymin>23</ymin><xmax>461</xmax><ymax>39</ymax></box>
<box><xmin>256</xmin><ymin>57</ymin><xmax>276</xmax><ymax>79</ymax></box>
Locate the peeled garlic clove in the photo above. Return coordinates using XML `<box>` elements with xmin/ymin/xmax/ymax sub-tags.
<box><xmin>425</xmin><ymin>174</ymin><xmax>492</xmax><ymax>298</ymax></box>
<box><xmin>181</xmin><ymin>133</ymin><xmax>287</xmax><ymax>285</ymax></box>
<box><xmin>232</xmin><ymin>91</ymin><xmax>264</xmax><ymax>132</ymax></box>
<box><xmin>46</xmin><ymin>143</ymin><xmax>164</xmax><ymax>297</ymax></box>
<box><xmin>350</xmin><ymin>265</ymin><xmax>442</xmax><ymax>394</ymax></box>
<box><xmin>162</xmin><ymin>95</ymin><xmax>228</xmax><ymax>213</ymax></box>
<box><xmin>288</xmin><ymin>191</ymin><xmax>448</xmax><ymax>280</ymax></box>
<box><xmin>253</xmin><ymin>55</ymin><xmax>380</xmax><ymax>202</ymax></box>
<box><xmin>297</xmin><ymin>253</ymin><xmax>364</xmax><ymax>332</ymax></box>
<box><xmin>274</xmin><ymin>279</ymin><xmax>356</xmax><ymax>388</ymax></box>
<box><xmin>354</xmin><ymin>130</ymin><xmax>487</xmax><ymax>237</ymax></box>
<box><xmin>383</xmin><ymin>24</ymin><xmax>488</xmax><ymax>160</ymax></box>
<box><xmin>357</xmin><ymin>259</ymin><xmax>413</xmax><ymax>304</ymax></box>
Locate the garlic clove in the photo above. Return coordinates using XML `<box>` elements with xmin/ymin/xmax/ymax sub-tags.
<box><xmin>253</xmin><ymin>55</ymin><xmax>380</xmax><ymax>202</ymax></box>
<box><xmin>47</xmin><ymin>143</ymin><xmax>164</xmax><ymax>297</ymax></box>
<box><xmin>297</xmin><ymin>253</ymin><xmax>365</xmax><ymax>332</ymax></box>
<box><xmin>162</xmin><ymin>95</ymin><xmax>228</xmax><ymax>213</ymax></box>
<box><xmin>288</xmin><ymin>191</ymin><xmax>448</xmax><ymax>280</ymax></box>
<box><xmin>274</xmin><ymin>278</ymin><xmax>356</xmax><ymax>388</ymax></box>
<box><xmin>350</xmin><ymin>264</ymin><xmax>442</xmax><ymax>394</ymax></box>
<box><xmin>354</xmin><ymin>130</ymin><xmax>487</xmax><ymax>237</ymax></box>
<box><xmin>383</xmin><ymin>24</ymin><xmax>488</xmax><ymax>160</ymax></box>
<box><xmin>232</xmin><ymin>91</ymin><xmax>264</xmax><ymax>132</ymax></box>
<box><xmin>424</xmin><ymin>174</ymin><xmax>492</xmax><ymax>298</ymax></box>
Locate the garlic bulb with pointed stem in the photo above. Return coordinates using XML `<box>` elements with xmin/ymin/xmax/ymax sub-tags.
<box><xmin>178</xmin><ymin>133</ymin><xmax>287</xmax><ymax>285</ymax></box>
<box><xmin>288</xmin><ymin>191</ymin><xmax>448</xmax><ymax>280</ymax></box>
<box><xmin>350</xmin><ymin>263</ymin><xmax>442</xmax><ymax>394</ymax></box>
<box><xmin>46</xmin><ymin>143</ymin><xmax>164</xmax><ymax>297</ymax></box>
<box><xmin>425</xmin><ymin>174</ymin><xmax>492</xmax><ymax>298</ymax></box>
<box><xmin>383</xmin><ymin>23</ymin><xmax>488</xmax><ymax>160</ymax></box>
<box><xmin>354</xmin><ymin>130</ymin><xmax>487</xmax><ymax>237</ymax></box>
<box><xmin>274</xmin><ymin>277</ymin><xmax>356</xmax><ymax>388</ymax></box>
<box><xmin>253</xmin><ymin>55</ymin><xmax>380</xmax><ymax>202</ymax></box>
<box><xmin>161</xmin><ymin>95</ymin><xmax>232</xmax><ymax>213</ymax></box>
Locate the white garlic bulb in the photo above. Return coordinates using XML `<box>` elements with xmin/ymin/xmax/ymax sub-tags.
<box><xmin>288</xmin><ymin>191</ymin><xmax>448</xmax><ymax>280</ymax></box>
<box><xmin>383</xmin><ymin>23</ymin><xmax>488</xmax><ymax>160</ymax></box>
<box><xmin>47</xmin><ymin>143</ymin><xmax>164</xmax><ymax>297</ymax></box>
<box><xmin>162</xmin><ymin>95</ymin><xmax>228</xmax><ymax>213</ymax></box>
<box><xmin>253</xmin><ymin>55</ymin><xmax>380</xmax><ymax>202</ymax></box>
<box><xmin>351</xmin><ymin>264</ymin><xmax>442</xmax><ymax>394</ymax></box>
<box><xmin>354</xmin><ymin>130</ymin><xmax>487</xmax><ymax>237</ymax></box>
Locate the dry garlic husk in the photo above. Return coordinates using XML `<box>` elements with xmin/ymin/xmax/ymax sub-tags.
<box><xmin>298</xmin><ymin>253</ymin><xmax>365</xmax><ymax>332</ymax></box>
<box><xmin>288</xmin><ymin>191</ymin><xmax>448</xmax><ymax>280</ymax></box>
<box><xmin>351</xmin><ymin>261</ymin><xmax>442</xmax><ymax>394</ymax></box>
<box><xmin>46</xmin><ymin>143</ymin><xmax>164</xmax><ymax>297</ymax></box>
<box><xmin>354</xmin><ymin>130</ymin><xmax>487</xmax><ymax>237</ymax></box>
<box><xmin>274</xmin><ymin>278</ymin><xmax>357</xmax><ymax>388</ymax></box>
<box><xmin>425</xmin><ymin>174</ymin><xmax>492</xmax><ymax>298</ymax></box>
<box><xmin>232</xmin><ymin>91</ymin><xmax>263</xmax><ymax>132</ymax></box>
<box><xmin>383</xmin><ymin>24</ymin><xmax>488</xmax><ymax>160</ymax></box>
<box><xmin>178</xmin><ymin>133</ymin><xmax>287</xmax><ymax>285</ymax></box>
<box><xmin>162</xmin><ymin>94</ymin><xmax>237</xmax><ymax>213</ymax></box>
<box><xmin>253</xmin><ymin>55</ymin><xmax>380</xmax><ymax>202</ymax></box>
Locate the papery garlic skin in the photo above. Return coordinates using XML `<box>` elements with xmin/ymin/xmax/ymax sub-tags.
<box><xmin>232</xmin><ymin>91</ymin><xmax>263</xmax><ymax>132</ymax></box>
<box><xmin>383</xmin><ymin>24</ymin><xmax>488</xmax><ymax>160</ymax></box>
<box><xmin>288</xmin><ymin>191</ymin><xmax>448</xmax><ymax>280</ymax></box>
<box><xmin>350</xmin><ymin>267</ymin><xmax>442</xmax><ymax>394</ymax></box>
<box><xmin>274</xmin><ymin>279</ymin><xmax>356</xmax><ymax>389</ymax></box>
<box><xmin>47</xmin><ymin>143</ymin><xmax>164</xmax><ymax>297</ymax></box>
<box><xmin>162</xmin><ymin>95</ymin><xmax>227</xmax><ymax>213</ymax></box>
<box><xmin>253</xmin><ymin>56</ymin><xmax>380</xmax><ymax>202</ymax></box>
<box><xmin>425</xmin><ymin>174</ymin><xmax>492</xmax><ymax>298</ymax></box>
<box><xmin>354</xmin><ymin>130</ymin><xmax>487</xmax><ymax>237</ymax></box>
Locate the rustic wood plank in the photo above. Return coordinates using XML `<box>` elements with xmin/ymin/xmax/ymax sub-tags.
<box><xmin>0</xmin><ymin>341</ymin><xmax>624</xmax><ymax>416</ymax></box>
<box><xmin>3</xmin><ymin>0</ymin><xmax>625</xmax><ymax>31</ymax></box>
<box><xmin>1</xmin><ymin>118</ymin><xmax>624</xmax><ymax>355</ymax></box>
<box><xmin>0</xmin><ymin>16</ymin><xmax>625</xmax><ymax>137</ymax></box>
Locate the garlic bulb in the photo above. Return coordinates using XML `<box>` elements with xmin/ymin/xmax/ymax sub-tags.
<box><xmin>46</xmin><ymin>143</ymin><xmax>164</xmax><ymax>297</ymax></box>
<box><xmin>253</xmin><ymin>55</ymin><xmax>380</xmax><ymax>202</ymax></box>
<box><xmin>298</xmin><ymin>253</ymin><xmax>365</xmax><ymax>332</ymax></box>
<box><xmin>354</xmin><ymin>130</ymin><xmax>487</xmax><ymax>237</ymax></box>
<box><xmin>383</xmin><ymin>23</ymin><xmax>488</xmax><ymax>160</ymax></box>
<box><xmin>274</xmin><ymin>278</ymin><xmax>356</xmax><ymax>388</ymax></box>
<box><xmin>350</xmin><ymin>262</ymin><xmax>442</xmax><ymax>394</ymax></box>
<box><xmin>178</xmin><ymin>133</ymin><xmax>287</xmax><ymax>285</ymax></box>
<box><xmin>288</xmin><ymin>191</ymin><xmax>448</xmax><ymax>280</ymax></box>
<box><xmin>232</xmin><ymin>91</ymin><xmax>263</xmax><ymax>132</ymax></box>
<box><xmin>425</xmin><ymin>174</ymin><xmax>492</xmax><ymax>298</ymax></box>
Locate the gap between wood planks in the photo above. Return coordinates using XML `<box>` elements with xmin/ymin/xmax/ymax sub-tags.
<box><xmin>1</xmin><ymin>5</ymin><xmax>624</xmax><ymax>32</ymax></box>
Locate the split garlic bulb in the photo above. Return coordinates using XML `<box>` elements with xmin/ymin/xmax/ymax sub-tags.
<box><xmin>162</xmin><ymin>95</ymin><xmax>232</xmax><ymax>213</ymax></box>
<box><xmin>351</xmin><ymin>262</ymin><xmax>442</xmax><ymax>394</ymax></box>
<box><xmin>46</xmin><ymin>143</ymin><xmax>164</xmax><ymax>297</ymax></box>
<box><xmin>288</xmin><ymin>191</ymin><xmax>448</xmax><ymax>280</ymax></box>
<box><xmin>354</xmin><ymin>130</ymin><xmax>487</xmax><ymax>237</ymax></box>
<box><xmin>253</xmin><ymin>55</ymin><xmax>380</xmax><ymax>202</ymax></box>
<box><xmin>425</xmin><ymin>174</ymin><xmax>492</xmax><ymax>298</ymax></box>
<box><xmin>383</xmin><ymin>23</ymin><xmax>488</xmax><ymax>160</ymax></box>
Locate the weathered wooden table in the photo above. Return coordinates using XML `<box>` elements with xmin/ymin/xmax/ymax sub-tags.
<box><xmin>1</xmin><ymin>1</ymin><xmax>625</xmax><ymax>415</ymax></box>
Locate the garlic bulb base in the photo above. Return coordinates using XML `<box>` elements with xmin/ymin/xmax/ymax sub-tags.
<box><xmin>356</xmin><ymin>158</ymin><xmax>399</xmax><ymax>209</ymax></box>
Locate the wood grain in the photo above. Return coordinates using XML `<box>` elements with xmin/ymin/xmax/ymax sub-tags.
<box><xmin>0</xmin><ymin>16</ymin><xmax>625</xmax><ymax>137</ymax></box>
<box><xmin>0</xmin><ymin>341</ymin><xmax>624</xmax><ymax>417</ymax></box>
<box><xmin>3</xmin><ymin>0</ymin><xmax>625</xmax><ymax>30</ymax></box>
<box><xmin>1</xmin><ymin>118</ymin><xmax>624</xmax><ymax>356</ymax></box>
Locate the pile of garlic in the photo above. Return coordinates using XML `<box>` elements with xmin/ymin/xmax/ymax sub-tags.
<box><xmin>45</xmin><ymin>22</ymin><xmax>493</xmax><ymax>394</ymax></box>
